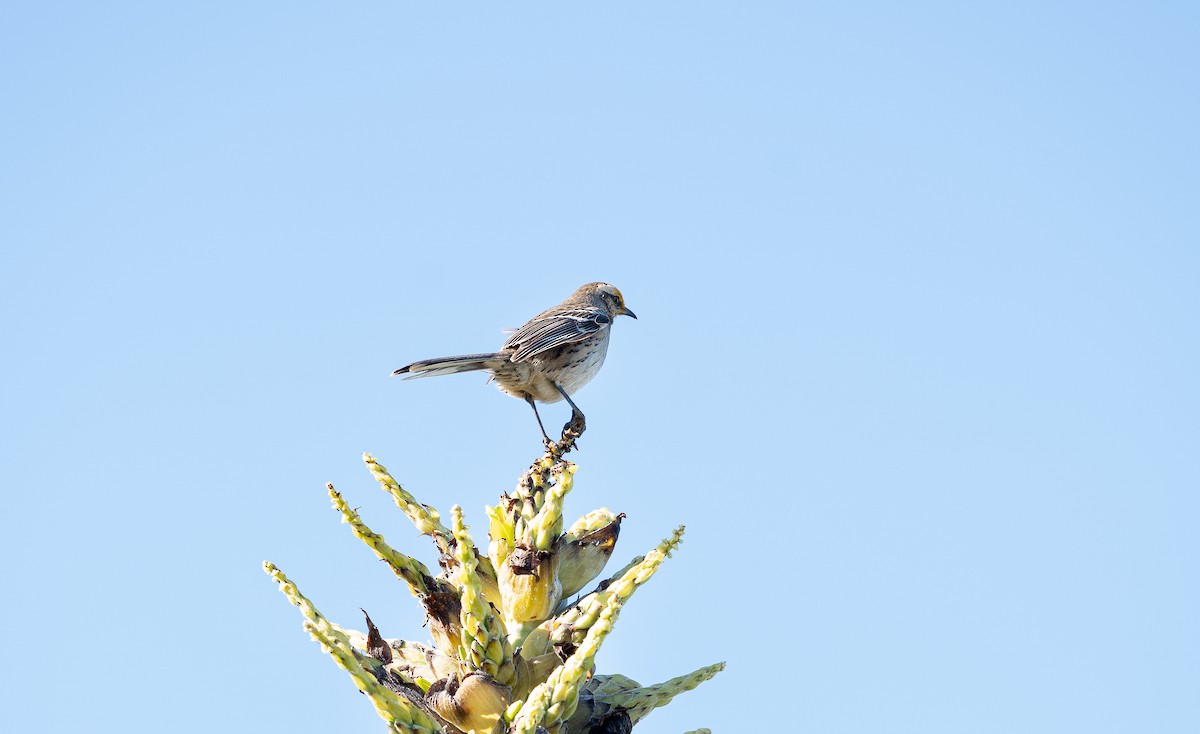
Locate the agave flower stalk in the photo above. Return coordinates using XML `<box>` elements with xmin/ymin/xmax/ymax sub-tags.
<box><xmin>266</xmin><ymin>430</ymin><xmax>722</xmax><ymax>733</ymax></box>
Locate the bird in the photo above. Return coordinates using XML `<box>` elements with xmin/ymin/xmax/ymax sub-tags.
<box><xmin>392</xmin><ymin>282</ymin><xmax>637</xmax><ymax>444</ymax></box>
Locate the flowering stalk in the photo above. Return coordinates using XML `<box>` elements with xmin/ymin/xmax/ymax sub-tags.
<box><xmin>266</xmin><ymin>438</ymin><xmax>722</xmax><ymax>733</ymax></box>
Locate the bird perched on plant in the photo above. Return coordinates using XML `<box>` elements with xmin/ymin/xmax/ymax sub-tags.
<box><xmin>392</xmin><ymin>282</ymin><xmax>637</xmax><ymax>444</ymax></box>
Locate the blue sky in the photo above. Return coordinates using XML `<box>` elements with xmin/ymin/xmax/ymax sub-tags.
<box><xmin>2</xmin><ymin>3</ymin><xmax>1197</xmax><ymax>732</ymax></box>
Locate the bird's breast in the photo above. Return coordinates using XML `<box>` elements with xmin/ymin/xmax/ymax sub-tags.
<box><xmin>546</xmin><ymin>339</ymin><xmax>609</xmax><ymax>395</ymax></box>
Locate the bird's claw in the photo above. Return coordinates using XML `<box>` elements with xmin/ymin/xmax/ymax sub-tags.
<box><xmin>566</xmin><ymin>411</ymin><xmax>586</xmax><ymax>436</ymax></box>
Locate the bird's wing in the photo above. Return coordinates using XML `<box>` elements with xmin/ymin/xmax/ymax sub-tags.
<box><xmin>503</xmin><ymin>307</ymin><xmax>611</xmax><ymax>362</ymax></box>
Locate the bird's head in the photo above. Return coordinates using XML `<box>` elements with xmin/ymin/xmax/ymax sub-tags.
<box><xmin>584</xmin><ymin>282</ymin><xmax>637</xmax><ymax>320</ymax></box>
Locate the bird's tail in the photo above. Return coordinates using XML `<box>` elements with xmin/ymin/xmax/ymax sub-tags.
<box><xmin>391</xmin><ymin>353</ymin><xmax>506</xmax><ymax>380</ymax></box>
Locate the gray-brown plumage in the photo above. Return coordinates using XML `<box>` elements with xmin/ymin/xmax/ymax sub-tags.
<box><xmin>392</xmin><ymin>282</ymin><xmax>636</xmax><ymax>442</ymax></box>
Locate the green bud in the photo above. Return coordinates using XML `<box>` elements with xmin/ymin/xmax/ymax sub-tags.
<box><xmin>425</xmin><ymin>672</ymin><xmax>512</xmax><ymax>734</ymax></box>
<box><xmin>555</xmin><ymin>511</ymin><xmax>624</xmax><ymax>598</ymax></box>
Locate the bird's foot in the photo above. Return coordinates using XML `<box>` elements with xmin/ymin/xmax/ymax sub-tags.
<box><xmin>558</xmin><ymin>412</ymin><xmax>586</xmax><ymax>453</ymax></box>
<box><xmin>565</xmin><ymin>410</ymin><xmax>586</xmax><ymax>438</ymax></box>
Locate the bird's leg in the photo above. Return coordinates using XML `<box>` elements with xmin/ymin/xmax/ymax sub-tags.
<box><xmin>525</xmin><ymin>395</ymin><xmax>554</xmax><ymax>449</ymax></box>
<box><xmin>554</xmin><ymin>384</ymin><xmax>587</xmax><ymax>441</ymax></box>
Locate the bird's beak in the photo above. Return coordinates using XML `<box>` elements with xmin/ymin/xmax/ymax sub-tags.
<box><xmin>620</xmin><ymin>307</ymin><xmax>637</xmax><ymax>319</ymax></box>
